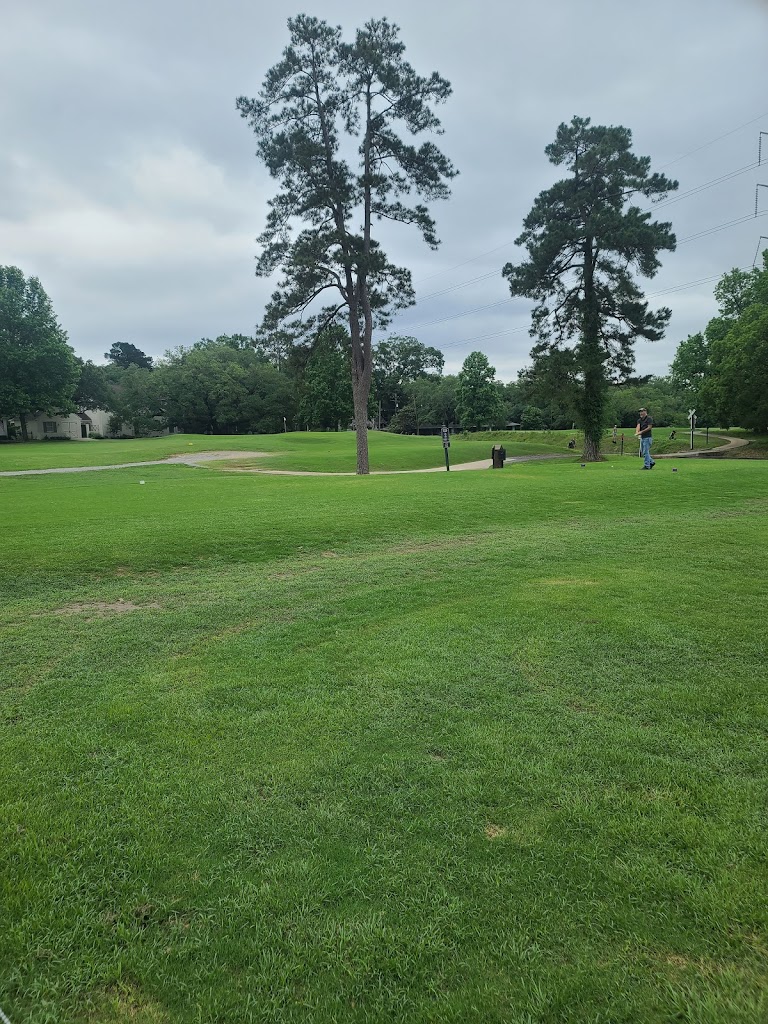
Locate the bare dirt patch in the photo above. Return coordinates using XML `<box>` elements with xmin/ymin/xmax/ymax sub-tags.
<box><xmin>85</xmin><ymin>980</ymin><xmax>169</xmax><ymax>1023</ymax></box>
<box><xmin>484</xmin><ymin>824</ymin><xmax>508</xmax><ymax>840</ymax></box>
<box><xmin>169</xmin><ymin>449</ymin><xmax>273</xmax><ymax>465</ymax></box>
<box><xmin>44</xmin><ymin>600</ymin><xmax>160</xmax><ymax>617</ymax></box>
<box><xmin>538</xmin><ymin>578</ymin><xmax>600</xmax><ymax>586</ymax></box>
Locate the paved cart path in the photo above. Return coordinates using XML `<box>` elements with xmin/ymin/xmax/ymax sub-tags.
<box><xmin>654</xmin><ymin>433</ymin><xmax>749</xmax><ymax>458</ymax></box>
<box><xmin>227</xmin><ymin>453</ymin><xmax>574</xmax><ymax>476</ymax></box>
<box><xmin>0</xmin><ymin>450</ymin><xmax>572</xmax><ymax>478</ymax></box>
<box><xmin>1</xmin><ymin>434</ymin><xmax>749</xmax><ymax>478</ymax></box>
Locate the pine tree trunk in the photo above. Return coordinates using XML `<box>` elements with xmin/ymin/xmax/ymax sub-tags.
<box><xmin>580</xmin><ymin>336</ymin><xmax>605</xmax><ymax>461</ymax></box>
<box><xmin>352</xmin><ymin>377</ymin><xmax>369</xmax><ymax>475</ymax></box>
<box><xmin>580</xmin><ymin>241</ymin><xmax>605</xmax><ymax>462</ymax></box>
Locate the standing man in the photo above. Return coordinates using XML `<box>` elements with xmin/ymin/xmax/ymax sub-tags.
<box><xmin>636</xmin><ymin>406</ymin><xmax>655</xmax><ymax>469</ymax></box>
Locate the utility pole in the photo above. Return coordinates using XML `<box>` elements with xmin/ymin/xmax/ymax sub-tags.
<box><xmin>756</xmin><ymin>184</ymin><xmax>768</xmax><ymax>217</ymax></box>
<box><xmin>688</xmin><ymin>408</ymin><xmax>696</xmax><ymax>451</ymax></box>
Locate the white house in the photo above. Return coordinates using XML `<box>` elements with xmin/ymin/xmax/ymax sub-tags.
<box><xmin>20</xmin><ymin>410</ymin><xmax>174</xmax><ymax>440</ymax></box>
<box><xmin>23</xmin><ymin>411</ymin><xmax>98</xmax><ymax>440</ymax></box>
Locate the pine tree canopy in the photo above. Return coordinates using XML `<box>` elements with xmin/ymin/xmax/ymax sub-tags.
<box><xmin>503</xmin><ymin>116</ymin><xmax>677</xmax><ymax>380</ymax></box>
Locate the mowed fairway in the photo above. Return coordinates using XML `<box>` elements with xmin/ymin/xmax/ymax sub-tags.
<box><xmin>1</xmin><ymin>447</ymin><xmax>767</xmax><ymax>1023</ymax></box>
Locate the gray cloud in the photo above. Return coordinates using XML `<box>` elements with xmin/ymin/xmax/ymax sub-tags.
<box><xmin>2</xmin><ymin>0</ymin><xmax>767</xmax><ymax>381</ymax></box>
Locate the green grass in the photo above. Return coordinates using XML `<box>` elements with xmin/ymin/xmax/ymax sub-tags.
<box><xmin>3</xmin><ymin>427</ymin><xmax>759</xmax><ymax>476</ymax></box>
<box><xmin>1</xmin><ymin>447</ymin><xmax>767</xmax><ymax>1023</ymax></box>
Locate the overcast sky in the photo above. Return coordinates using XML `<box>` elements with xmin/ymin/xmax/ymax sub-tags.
<box><xmin>3</xmin><ymin>0</ymin><xmax>767</xmax><ymax>381</ymax></box>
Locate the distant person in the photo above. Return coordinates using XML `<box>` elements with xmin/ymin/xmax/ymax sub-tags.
<box><xmin>635</xmin><ymin>406</ymin><xmax>655</xmax><ymax>469</ymax></box>
<box><xmin>669</xmin><ymin>430</ymin><xmax>677</xmax><ymax>440</ymax></box>
<box><xmin>567</xmin><ymin>438</ymin><xmax>576</xmax><ymax>449</ymax></box>
<box><xmin>612</xmin><ymin>424</ymin><xmax>617</xmax><ymax>445</ymax></box>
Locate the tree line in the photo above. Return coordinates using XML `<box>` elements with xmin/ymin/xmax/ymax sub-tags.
<box><xmin>2</xmin><ymin>260</ymin><xmax>730</xmax><ymax>440</ymax></box>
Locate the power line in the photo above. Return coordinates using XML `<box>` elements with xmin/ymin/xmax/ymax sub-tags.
<box><xmin>648</xmin><ymin>161</ymin><xmax>758</xmax><ymax>212</ymax></box>
<box><xmin>415</xmin><ymin>270</ymin><xmax>499</xmax><ymax>303</ymax></box>
<box><xmin>657</xmin><ymin>110</ymin><xmax>768</xmax><ymax>170</ymax></box>
<box><xmin>412</xmin><ymin>112</ymin><xmax>768</xmax><ymax>289</ymax></box>
<box><xmin>396</xmin><ymin>212</ymin><xmax>768</xmax><ymax>334</ymax></box>
<box><xmin>413</xmin><ymin>242</ymin><xmax>518</xmax><ymax>285</ymax></box>
<box><xmin>401</xmin><ymin>298</ymin><xmax>513</xmax><ymax>332</ymax></box>
<box><xmin>407</xmin><ymin>162</ymin><xmax>764</xmax><ymax>310</ymax></box>
<box><xmin>425</xmin><ymin>265</ymin><xmax>757</xmax><ymax>356</ymax></box>
<box><xmin>677</xmin><ymin>209</ymin><xmax>768</xmax><ymax>245</ymax></box>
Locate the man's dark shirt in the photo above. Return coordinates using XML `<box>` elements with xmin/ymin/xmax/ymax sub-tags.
<box><xmin>638</xmin><ymin>414</ymin><xmax>653</xmax><ymax>437</ymax></box>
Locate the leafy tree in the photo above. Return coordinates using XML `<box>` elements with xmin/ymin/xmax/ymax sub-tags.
<box><xmin>73</xmin><ymin>359</ymin><xmax>112</xmax><ymax>411</ymax></box>
<box><xmin>702</xmin><ymin>307</ymin><xmax>768</xmax><ymax>431</ymax></box>
<box><xmin>161</xmin><ymin>344</ymin><xmax>249</xmax><ymax>434</ymax></box>
<box><xmin>372</xmin><ymin>335</ymin><xmax>444</xmax><ymax>425</ymax></box>
<box><xmin>670</xmin><ymin>332</ymin><xmax>708</xmax><ymax>398</ymax></box>
<box><xmin>160</xmin><ymin>339</ymin><xmax>296</xmax><ymax>434</ymax></box>
<box><xmin>112</xmin><ymin>366</ymin><xmax>165</xmax><ymax>436</ymax></box>
<box><xmin>516</xmin><ymin>348</ymin><xmax>580</xmax><ymax>427</ymax></box>
<box><xmin>202</xmin><ymin>333</ymin><xmax>257</xmax><ymax>352</ymax></box>
<box><xmin>713</xmin><ymin>263</ymin><xmax>768</xmax><ymax>320</ymax></box>
<box><xmin>520</xmin><ymin>405</ymin><xmax>546</xmax><ymax>430</ymax></box>
<box><xmin>241</xmin><ymin>363</ymin><xmax>296</xmax><ymax>433</ymax></box>
<box><xmin>298</xmin><ymin>327</ymin><xmax>354</xmax><ymax>429</ymax></box>
<box><xmin>455</xmin><ymin>351</ymin><xmax>504</xmax><ymax>429</ymax></box>
<box><xmin>105</xmin><ymin>342</ymin><xmax>154</xmax><ymax>370</ymax></box>
<box><xmin>668</xmin><ymin>251</ymin><xmax>768</xmax><ymax>431</ymax></box>
<box><xmin>238</xmin><ymin>15</ymin><xmax>456</xmax><ymax>473</ymax></box>
<box><xmin>697</xmin><ymin>253</ymin><xmax>768</xmax><ymax>432</ymax></box>
<box><xmin>253</xmin><ymin>329</ymin><xmax>293</xmax><ymax>370</ymax></box>
<box><xmin>606</xmin><ymin>376</ymin><xmax>688</xmax><ymax>428</ymax></box>
<box><xmin>0</xmin><ymin>266</ymin><xmax>80</xmax><ymax>439</ymax></box>
<box><xmin>503</xmin><ymin>117</ymin><xmax>677</xmax><ymax>460</ymax></box>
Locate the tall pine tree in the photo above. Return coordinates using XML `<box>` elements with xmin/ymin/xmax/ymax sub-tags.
<box><xmin>503</xmin><ymin>117</ymin><xmax>677</xmax><ymax>460</ymax></box>
<box><xmin>238</xmin><ymin>15</ymin><xmax>456</xmax><ymax>473</ymax></box>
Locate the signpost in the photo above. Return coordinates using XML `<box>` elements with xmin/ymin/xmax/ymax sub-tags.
<box><xmin>688</xmin><ymin>408</ymin><xmax>696</xmax><ymax>451</ymax></box>
<box><xmin>441</xmin><ymin>425</ymin><xmax>450</xmax><ymax>471</ymax></box>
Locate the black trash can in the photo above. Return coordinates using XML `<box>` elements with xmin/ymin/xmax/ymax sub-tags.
<box><xmin>491</xmin><ymin>444</ymin><xmax>506</xmax><ymax>469</ymax></box>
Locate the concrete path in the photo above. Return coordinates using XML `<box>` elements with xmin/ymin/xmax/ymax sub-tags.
<box><xmin>0</xmin><ymin>450</ymin><xmax>271</xmax><ymax>478</ymax></box>
<box><xmin>655</xmin><ymin>433</ymin><xmax>749</xmax><ymax>458</ymax></box>
<box><xmin>234</xmin><ymin>453</ymin><xmax>573</xmax><ymax>476</ymax></box>
<box><xmin>1</xmin><ymin>435</ymin><xmax>751</xmax><ymax>479</ymax></box>
<box><xmin>0</xmin><ymin>450</ymin><xmax>572</xmax><ymax>478</ymax></box>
